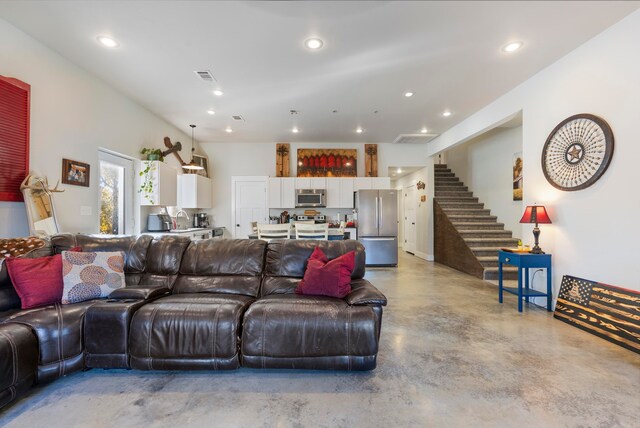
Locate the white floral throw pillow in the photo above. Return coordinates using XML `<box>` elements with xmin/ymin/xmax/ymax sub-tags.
<box><xmin>61</xmin><ymin>251</ymin><xmax>125</xmax><ymax>304</ymax></box>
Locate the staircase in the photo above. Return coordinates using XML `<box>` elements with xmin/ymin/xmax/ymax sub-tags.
<box><xmin>433</xmin><ymin>164</ymin><xmax>519</xmax><ymax>280</ymax></box>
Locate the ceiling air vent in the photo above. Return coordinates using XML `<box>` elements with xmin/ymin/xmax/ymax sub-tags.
<box><xmin>232</xmin><ymin>115</ymin><xmax>244</xmax><ymax>121</ymax></box>
<box><xmin>392</xmin><ymin>134</ymin><xmax>439</xmax><ymax>144</ymax></box>
<box><xmin>194</xmin><ymin>70</ymin><xmax>216</xmax><ymax>82</ymax></box>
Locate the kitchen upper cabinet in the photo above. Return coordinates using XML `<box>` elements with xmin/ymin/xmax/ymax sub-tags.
<box><xmin>326</xmin><ymin>178</ymin><xmax>354</xmax><ymax>208</ymax></box>
<box><xmin>295</xmin><ymin>177</ymin><xmax>311</xmax><ymax>189</ymax></box>
<box><xmin>139</xmin><ymin>161</ymin><xmax>177</xmax><ymax>206</ymax></box>
<box><xmin>268</xmin><ymin>177</ymin><xmax>295</xmax><ymax>208</ymax></box>
<box><xmin>372</xmin><ymin>177</ymin><xmax>391</xmax><ymax>189</ymax></box>
<box><xmin>178</xmin><ymin>174</ymin><xmax>212</xmax><ymax>209</ymax></box>
<box><xmin>310</xmin><ymin>178</ymin><xmax>326</xmax><ymax>189</ymax></box>
<box><xmin>325</xmin><ymin>178</ymin><xmax>340</xmax><ymax>208</ymax></box>
<box><xmin>353</xmin><ymin>177</ymin><xmax>372</xmax><ymax>191</ymax></box>
<box><xmin>339</xmin><ymin>178</ymin><xmax>354</xmax><ymax>208</ymax></box>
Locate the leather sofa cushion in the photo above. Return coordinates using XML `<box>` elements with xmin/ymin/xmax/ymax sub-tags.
<box><xmin>0</xmin><ymin>323</ymin><xmax>38</xmax><ymax>409</ymax></box>
<box><xmin>172</xmin><ymin>239</ymin><xmax>266</xmax><ymax>297</ymax></box>
<box><xmin>51</xmin><ymin>234</ymin><xmax>152</xmax><ymax>274</ymax></box>
<box><xmin>173</xmin><ymin>275</ymin><xmax>262</xmax><ymax>297</ymax></box>
<box><xmin>1</xmin><ymin>301</ymin><xmax>99</xmax><ymax>373</ymax></box>
<box><xmin>265</xmin><ymin>240</ymin><xmax>365</xmax><ymax>279</ymax></box>
<box><xmin>242</xmin><ymin>294</ymin><xmax>381</xmax><ymax>361</ymax></box>
<box><xmin>144</xmin><ymin>236</ymin><xmax>191</xmax><ymax>276</ymax></box>
<box><xmin>180</xmin><ymin>239</ymin><xmax>267</xmax><ymax>276</ymax></box>
<box><xmin>130</xmin><ymin>293</ymin><xmax>254</xmax><ymax>367</ymax></box>
<box><xmin>261</xmin><ymin>277</ymin><xmax>387</xmax><ymax>305</ymax></box>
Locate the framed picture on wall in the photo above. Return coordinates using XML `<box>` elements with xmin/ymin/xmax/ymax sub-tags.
<box><xmin>62</xmin><ymin>158</ymin><xmax>90</xmax><ymax>187</ymax></box>
<box><xmin>513</xmin><ymin>152</ymin><xmax>523</xmax><ymax>201</ymax></box>
<box><xmin>192</xmin><ymin>154</ymin><xmax>209</xmax><ymax>177</ymax></box>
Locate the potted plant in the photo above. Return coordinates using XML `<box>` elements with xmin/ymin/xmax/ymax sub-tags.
<box><xmin>140</xmin><ymin>148</ymin><xmax>164</xmax><ymax>162</ymax></box>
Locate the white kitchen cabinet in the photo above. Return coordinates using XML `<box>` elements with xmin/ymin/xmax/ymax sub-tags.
<box><xmin>310</xmin><ymin>178</ymin><xmax>326</xmax><ymax>189</ymax></box>
<box><xmin>268</xmin><ymin>177</ymin><xmax>295</xmax><ymax>208</ymax></box>
<box><xmin>139</xmin><ymin>161</ymin><xmax>177</xmax><ymax>206</ymax></box>
<box><xmin>282</xmin><ymin>177</ymin><xmax>295</xmax><ymax>207</ymax></box>
<box><xmin>372</xmin><ymin>177</ymin><xmax>391</xmax><ymax>189</ymax></box>
<box><xmin>178</xmin><ymin>174</ymin><xmax>212</xmax><ymax>208</ymax></box>
<box><xmin>340</xmin><ymin>178</ymin><xmax>354</xmax><ymax>208</ymax></box>
<box><xmin>326</xmin><ymin>178</ymin><xmax>355</xmax><ymax>209</ymax></box>
<box><xmin>295</xmin><ymin>177</ymin><xmax>311</xmax><ymax>189</ymax></box>
<box><xmin>353</xmin><ymin>177</ymin><xmax>372</xmax><ymax>191</ymax></box>
<box><xmin>325</xmin><ymin>178</ymin><xmax>341</xmax><ymax>208</ymax></box>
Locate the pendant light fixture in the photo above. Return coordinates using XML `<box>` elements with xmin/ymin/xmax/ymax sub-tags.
<box><xmin>183</xmin><ymin>124</ymin><xmax>204</xmax><ymax>171</ymax></box>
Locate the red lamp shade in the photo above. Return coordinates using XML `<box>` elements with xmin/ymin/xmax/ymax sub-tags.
<box><xmin>520</xmin><ymin>205</ymin><xmax>552</xmax><ymax>224</ymax></box>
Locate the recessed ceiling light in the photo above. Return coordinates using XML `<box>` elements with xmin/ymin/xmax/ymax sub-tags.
<box><xmin>442</xmin><ymin>110</ymin><xmax>452</xmax><ymax>117</ymax></box>
<box><xmin>97</xmin><ymin>36</ymin><xmax>119</xmax><ymax>48</ymax></box>
<box><xmin>397</xmin><ymin>168</ymin><xmax>403</xmax><ymax>173</ymax></box>
<box><xmin>404</xmin><ymin>92</ymin><xmax>414</xmax><ymax>97</ymax></box>
<box><xmin>421</xmin><ymin>127</ymin><xmax>428</xmax><ymax>133</ymax></box>
<box><xmin>305</xmin><ymin>38</ymin><xmax>323</xmax><ymax>50</ymax></box>
<box><xmin>502</xmin><ymin>41</ymin><xmax>524</xmax><ymax>53</ymax></box>
<box><xmin>392</xmin><ymin>173</ymin><xmax>396</xmax><ymax>177</ymax></box>
<box><xmin>213</xmin><ymin>89</ymin><xmax>224</xmax><ymax>97</ymax></box>
<box><xmin>356</xmin><ymin>127</ymin><xmax>363</xmax><ymax>134</ymax></box>
<box><xmin>207</xmin><ymin>110</ymin><xmax>215</xmax><ymax>115</ymax></box>
<box><xmin>225</xmin><ymin>127</ymin><xmax>233</xmax><ymax>133</ymax></box>
<box><xmin>292</xmin><ymin>127</ymin><xmax>299</xmax><ymax>133</ymax></box>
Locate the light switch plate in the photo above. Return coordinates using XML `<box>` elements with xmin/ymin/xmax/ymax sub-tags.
<box><xmin>80</xmin><ymin>206</ymin><xmax>92</xmax><ymax>216</ymax></box>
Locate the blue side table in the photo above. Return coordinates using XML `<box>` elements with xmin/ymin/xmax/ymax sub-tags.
<box><xmin>498</xmin><ymin>250</ymin><xmax>552</xmax><ymax>312</ymax></box>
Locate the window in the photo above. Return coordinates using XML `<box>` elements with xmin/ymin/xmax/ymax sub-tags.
<box><xmin>98</xmin><ymin>150</ymin><xmax>134</xmax><ymax>235</ymax></box>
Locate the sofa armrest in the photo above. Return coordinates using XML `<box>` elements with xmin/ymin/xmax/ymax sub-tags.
<box><xmin>345</xmin><ymin>279</ymin><xmax>387</xmax><ymax>306</ymax></box>
<box><xmin>109</xmin><ymin>285</ymin><xmax>169</xmax><ymax>301</ymax></box>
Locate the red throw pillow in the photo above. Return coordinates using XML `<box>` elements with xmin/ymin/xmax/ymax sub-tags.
<box><xmin>6</xmin><ymin>254</ymin><xmax>64</xmax><ymax>309</ymax></box>
<box><xmin>296</xmin><ymin>248</ymin><xmax>355</xmax><ymax>298</ymax></box>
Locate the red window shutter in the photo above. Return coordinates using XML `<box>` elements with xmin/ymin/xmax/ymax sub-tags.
<box><xmin>0</xmin><ymin>76</ymin><xmax>30</xmax><ymax>202</ymax></box>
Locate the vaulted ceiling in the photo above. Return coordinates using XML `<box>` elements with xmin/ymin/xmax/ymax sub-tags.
<box><xmin>1</xmin><ymin>1</ymin><xmax>638</xmax><ymax>143</ymax></box>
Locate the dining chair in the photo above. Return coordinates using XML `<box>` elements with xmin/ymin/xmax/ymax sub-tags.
<box><xmin>295</xmin><ymin>223</ymin><xmax>329</xmax><ymax>240</ymax></box>
<box><xmin>257</xmin><ymin>223</ymin><xmax>291</xmax><ymax>242</ymax></box>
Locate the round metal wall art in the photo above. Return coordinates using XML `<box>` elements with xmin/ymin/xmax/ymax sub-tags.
<box><xmin>541</xmin><ymin>113</ymin><xmax>614</xmax><ymax>191</ymax></box>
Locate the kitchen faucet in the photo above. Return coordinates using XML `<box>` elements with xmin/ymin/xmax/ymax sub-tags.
<box><xmin>175</xmin><ymin>210</ymin><xmax>190</xmax><ymax>230</ymax></box>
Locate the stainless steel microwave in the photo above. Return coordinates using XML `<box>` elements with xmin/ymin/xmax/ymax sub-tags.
<box><xmin>295</xmin><ymin>189</ymin><xmax>326</xmax><ymax>208</ymax></box>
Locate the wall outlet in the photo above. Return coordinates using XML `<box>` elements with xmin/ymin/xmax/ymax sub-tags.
<box><xmin>80</xmin><ymin>206</ymin><xmax>92</xmax><ymax>216</ymax></box>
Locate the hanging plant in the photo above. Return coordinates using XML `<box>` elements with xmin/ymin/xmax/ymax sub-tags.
<box><xmin>140</xmin><ymin>148</ymin><xmax>164</xmax><ymax>162</ymax></box>
<box><xmin>138</xmin><ymin>161</ymin><xmax>158</xmax><ymax>204</ymax></box>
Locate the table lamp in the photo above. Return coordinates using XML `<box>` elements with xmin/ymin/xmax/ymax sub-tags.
<box><xmin>519</xmin><ymin>204</ymin><xmax>552</xmax><ymax>254</ymax></box>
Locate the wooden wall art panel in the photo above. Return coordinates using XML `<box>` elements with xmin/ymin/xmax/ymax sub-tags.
<box><xmin>364</xmin><ymin>144</ymin><xmax>378</xmax><ymax>177</ymax></box>
<box><xmin>297</xmin><ymin>148</ymin><xmax>357</xmax><ymax>177</ymax></box>
<box><xmin>276</xmin><ymin>143</ymin><xmax>290</xmax><ymax>177</ymax></box>
<box><xmin>554</xmin><ymin>275</ymin><xmax>639</xmax><ymax>354</ymax></box>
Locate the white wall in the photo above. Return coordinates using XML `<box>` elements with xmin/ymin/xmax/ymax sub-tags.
<box><xmin>201</xmin><ymin>142</ymin><xmax>428</xmax><ymax>237</ymax></box>
<box><xmin>0</xmin><ymin>18</ymin><xmax>191</xmax><ymax>238</ymax></box>
<box><xmin>445</xmin><ymin>126</ymin><xmax>523</xmax><ymax>235</ymax></box>
<box><xmin>392</xmin><ymin>167</ymin><xmax>432</xmax><ymax>261</ymax></box>
<box><xmin>427</xmin><ymin>10</ymin><xmax>640</xmax><ymax>293</ymax></box>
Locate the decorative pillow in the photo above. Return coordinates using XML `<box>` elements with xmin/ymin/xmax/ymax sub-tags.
<box><xmin>61</xmin><ymin>251</ymin><xmax>125</xmax><ymax>304</ymax></box>
<box><xmin>6</xmin><ymin>254</ymin><xmax>64</xmax><ymax>309</ymax></box>
<box><xmin>295</xmin><ymin>247</ymin><xmax>355</xmax><ymax>298</ymax></box>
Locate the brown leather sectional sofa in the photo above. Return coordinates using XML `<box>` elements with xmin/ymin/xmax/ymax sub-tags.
<box><xmin>0</xmin><ymin>234</ymin><xmax>387</xmax><ymax>410</ymax></box>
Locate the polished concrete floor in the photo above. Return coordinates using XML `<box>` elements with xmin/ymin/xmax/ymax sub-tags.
<box><xmin>1</xmin><ymin>252</ymin><xmax>639</xmax><ymax>427</ymax></box>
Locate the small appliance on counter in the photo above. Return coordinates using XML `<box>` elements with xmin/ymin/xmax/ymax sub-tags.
<box><xmin>147</xmin><ymin>213</ymin><xmax>172</xmax><ymax>232</ymax></box>
<box><xmin>314</xmin><ymin>215</ymin><xmax>326</xmax><ymax>223</ymax></box>
<box><xmin>193</xmin><ymin>213</ymin><xmax>210</xmax><ymax>228</ymax></box>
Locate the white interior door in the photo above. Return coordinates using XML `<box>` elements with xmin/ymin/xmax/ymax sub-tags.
<box><xmin>233</xmin><ymin>178</ymin><xmax>267</xmax><ymax>238</ymax></box>
<box><xmin>403</xmin><ymin>185</ymin><xmax>417</xmax><ymax>254</ymax></box>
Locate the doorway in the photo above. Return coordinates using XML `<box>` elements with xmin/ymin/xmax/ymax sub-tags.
<box><xmin>98</xmin><ymin>150</ymin><xmax>134</xmax><ymax>235</ymax></box>
<box><xmin>232</xmin><ymin>177</ymin><xmax>267</xmax><ymax>238</ymax></box>
<box><xmin>403</xmin><ymin>184</ymin><xmax>417</xmax><ymax>254</ymax></box>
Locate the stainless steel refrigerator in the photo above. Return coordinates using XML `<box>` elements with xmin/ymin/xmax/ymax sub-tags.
<box><xmin>355</xmin><ymin>189</ymin><xmax>398</xmax><ymax>266</ymax></box>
